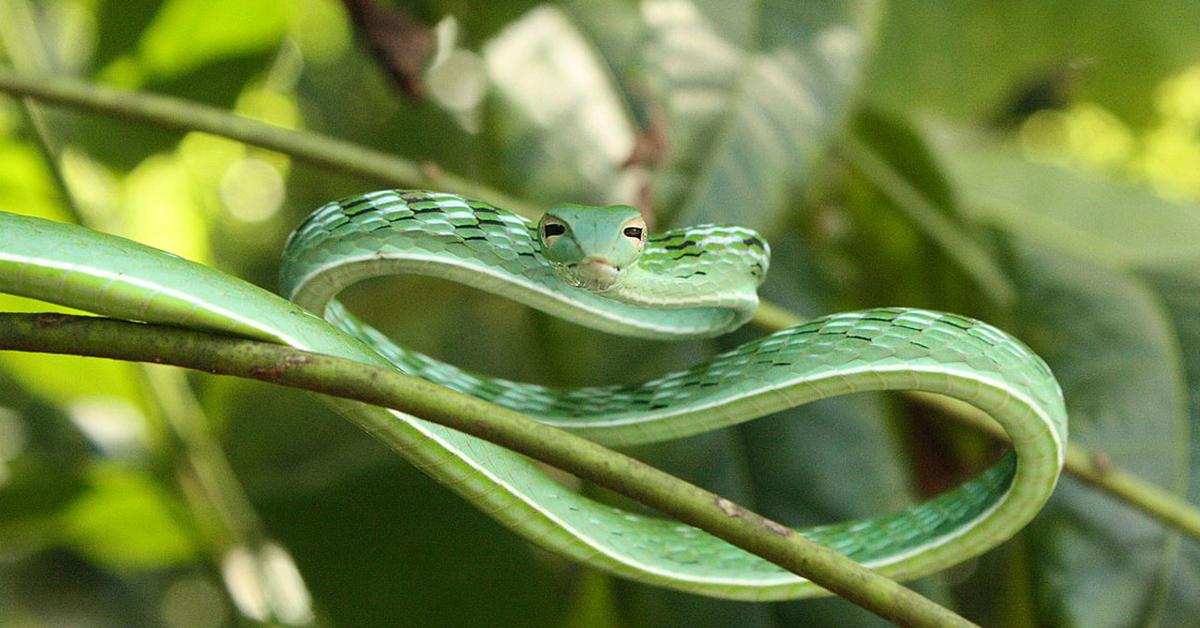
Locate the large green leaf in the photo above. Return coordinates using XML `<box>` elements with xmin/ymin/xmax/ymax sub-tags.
<box><xmin>1142</xmin><ymin>269</ymin><xmax>1200</xmax><ymax>628</ymax></box>
<box><xmin>647</xmin><ymin>0</ymin><xmax>881</xmax><ymax>232</ymax></box>
<box><xmin>475</xmin><ymin>0</ymin><xmax>879</xmax><ymax>234</ymax></box>
<box><xmin>922</xmin><ymin>125</ymin><xmax>1200</xmax><ymax>269</ymax></box>
<box><xmin>480</xmin><ymin>3</ymin><xmax>643</xmax><ymax>207</ymax></box>
<box><xmin>1009</xmin><ymin>244</ymin><xmax>1188</xmax><ymax>627</ymax></box>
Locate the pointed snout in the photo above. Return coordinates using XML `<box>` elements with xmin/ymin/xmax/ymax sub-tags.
<box><xmin>573</xmin><ymin>256</ymin><xmax>621</xmax><ymax>291</ymax></box>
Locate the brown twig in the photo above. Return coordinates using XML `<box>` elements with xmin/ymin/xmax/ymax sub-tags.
<box><xmin>339</xmin><ymin>0</ymin><xmax>435</xmax><ymax>98</ymax></box>
<box><xmin>621</xmin><ymin>83</ymin><xmax>669</xmax><ymax>228</ymax></box>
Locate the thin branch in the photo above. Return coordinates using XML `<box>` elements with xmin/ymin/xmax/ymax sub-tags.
<box><xmin>339</xmin><ymin>0</ymin><xmax>434</xmax><ymax>98</ymax></box>
<box><xmin>0</xmin><ymin>312</ymin><xmax>973</xmax><ymax>628</ymax></box>
<box><xmin>753</xmin><ymin>317</ymin><xmax>1200</xmax><ymax>543</ymax></box>
<box><xmin>909</xmin><ymin>392</ymin><xmax>1200</xmax><ymax>540</ymax></box>
<box><xmin>0</xmin><ymin>18</ymin><xmax>318</xmax><ymax>618</ymax></box>
<box><xmin>1</xmin><ymin>70</ymin><xmax>1197</xmax><ymax>546</ymax></box>
<box><xmin>0</xmin><ymin>70</ymin><xmax>538</xmax><ymax>218</ymax></box>
<box><xmin>839</xmin><ymin>136</ymin><xmax>1017</xmax><ymax>308</ymax></box>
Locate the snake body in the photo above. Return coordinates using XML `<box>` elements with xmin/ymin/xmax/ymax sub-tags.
<box><xmin>0</xmin><ymin>190</ymin><xmax>1067</xmax><ymax>600</ymax></box>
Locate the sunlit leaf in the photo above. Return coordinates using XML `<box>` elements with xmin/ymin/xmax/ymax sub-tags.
<box><xmin>134</xmin><ymin>0</ymin><xmax>290</xmax><ymax>79</ymax></box>
<box><xmin>922</xmin><ymin>123</ymin><xmax>1200</xmax><ymax>269</ymax></box>
<box><xmin>58</xmin><ymin>462</ymin><xmax>201</xmax><ymax>572</ymax></box>
<box><xmin>483</xmin><ymin>4</ymin><xmax>639</xmax><ymax>205</ymax></box>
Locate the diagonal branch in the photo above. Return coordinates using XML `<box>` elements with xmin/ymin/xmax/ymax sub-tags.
<box><xmin>0</xmin><ymin>312</ymin><xmax>975</xmax><ymax>628</ymax></box>
<box><xmin>751</xmin><ymin>308</ymin><xmax>1200</xmax><ymax>541</ymax></box>
<box><xmin>0</xmin><ymin>70</ymin><xmax>537</xmax><ymax>218</ymax></box>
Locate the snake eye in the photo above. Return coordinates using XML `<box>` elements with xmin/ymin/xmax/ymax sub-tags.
<box><xmin>623</xmin><ymin>226</ymin><xmax>644</xmax><ymax>240</ymax></box>
<box><xmin>542</xmin><ymin>222</ymin><xmax>566</xmax><ymax>237</ymax></box>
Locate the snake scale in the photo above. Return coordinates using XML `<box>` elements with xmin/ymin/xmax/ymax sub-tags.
<box><xmin>0</xmin><ymin>189</ymin><xmax>1066</xmax><ymax>600</ymax></box>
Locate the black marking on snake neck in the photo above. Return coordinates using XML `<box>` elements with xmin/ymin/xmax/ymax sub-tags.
<box><xmin>742</xmin><ymin>236</ymin><xmax>766</xmax><ymax>249</ymax></box>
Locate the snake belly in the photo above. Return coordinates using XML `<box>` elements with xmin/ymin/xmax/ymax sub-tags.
<box><xmin>0</xmin><ymin>192</ymin><xmax>1067</xmax><ymax>601</ymax></box>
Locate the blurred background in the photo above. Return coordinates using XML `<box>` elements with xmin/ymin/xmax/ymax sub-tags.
<box><xmin>1</xmin><ymin>0</ymin><xmax>1200</xmax><ymax>626</ymax></box>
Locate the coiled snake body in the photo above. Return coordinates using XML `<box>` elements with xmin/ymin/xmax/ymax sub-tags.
<box><xmin>0</xmin><ymin>190</ymin><xmax>1066</xmax><ymax>600</ymax></box>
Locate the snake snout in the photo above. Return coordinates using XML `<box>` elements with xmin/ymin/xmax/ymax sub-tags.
<box><xmin>574</xmin><ymin>256</ymin><xmax>621</xmax><ymax>291</ymax></box>
<box><xmin>581</xmin><ymin>255</ymin><xmax>618</xmax><ymax>270</ymax></box>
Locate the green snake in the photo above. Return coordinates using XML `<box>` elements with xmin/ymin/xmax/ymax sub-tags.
<box><xmin>0</xmin><ymin>190</ymin><xmax>1067</xmax><ymax>600</ymax></box>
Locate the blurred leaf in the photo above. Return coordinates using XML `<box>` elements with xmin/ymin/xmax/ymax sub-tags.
<box><xmin>92</xmin><ymin>0</ymin><xmax>162</xmax><ymax>72</ymax></box>
<box><xmin>1142</xmin><ymin>268</ymin><xmax>1200</xmax><ymax>628</ymax></box>
<box><xmin>0</xmin><ymin>135</ymin><xmax>70</xmax><ymax>220</ymax></box>
<box><xmin>922</xmin><ymin>124</ymin><xmax>1200</xmax><ymax>269</ymax></box>
<box><xmin>653</xmin><ymin>0</ymin><xmax>881</xmax><ymax>233</ymax></box>
<box><xmin>77</xmin><ymin>0</ymin><xmax>290</xmax><ymax>168</ymax></box>
<box><xmin>1004</xmin><ymin>243</ymin><xmax>1188</xmax><ymax>626</ymax></box>
<box><xmin>133</xmin><ymin>0</ymin><xmax>289</xmax><ymax>80</ymax></box>
<box><xmin>864</xmin><ymin>1</ymin><xmax>1200</xmax><ymax>126</ymax></box>
<box><xmin>483</xmin><ymin>5</ymin><xmax>640</xmax><ymax>206</ymax></box>
<box><xmin>0</xmin><ymin>550</ymin><xmax>160</xmax><ymax>627</ymax></box>
<box><xmin>58</xmin><ymin>462</ymin><xmax>201</xmax><ymax>572</ymax></box>
<box><xmin>251</xmin><ymin>433</ymin><xmax>568</xmax><ymax>628</ymax></box>
<box><xmin>0</xmin><ymin>369</ymin><xmax>90</xmax><ymax>545</ymax></box>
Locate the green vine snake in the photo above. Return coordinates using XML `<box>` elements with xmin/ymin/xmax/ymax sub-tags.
<box><xmin>0</xmin><ymin>189</ymin><xmax>1066</xmax><ymax>600</ymax></box>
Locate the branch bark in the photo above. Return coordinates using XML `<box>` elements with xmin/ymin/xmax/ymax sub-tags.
<box><xmin>0</xmin><ymin>70</ymin><xmax>537</xmax><ymax>218</ymax></box>
<box><xmin>0</xmin><ymin>312</ymin><xmax>973</xmax><ymax>628</ymax></box>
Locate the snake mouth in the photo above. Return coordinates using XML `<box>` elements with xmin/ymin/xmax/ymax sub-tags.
<box><xmin>569</xmin><ymin>257</ymin><xmax>621</xmax><ymax>292</ymax></box>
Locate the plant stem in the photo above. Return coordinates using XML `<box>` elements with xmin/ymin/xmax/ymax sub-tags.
<box><xmin>0</xmin><ymin>70</ymin><xmax>538</xmax><ymax>218</ymax></box>
<box><xmin>0</xmin><ymin>312</ymin><xmax>975</xmax><ymax>628</ymax></box>
<box><xmin>755</xmin><ymin>311</ymin><xmax>1200</xmax><ymax>543</ymax></box>
<box><xmin>838</xmin><ymin>136</ymin><xmax>1016</xmax><ymax>307</ymax></box>
<box><xmin>909</xmin><ymin>392</ymin><xmax>1200</xmax><ymax>540</ymax></box>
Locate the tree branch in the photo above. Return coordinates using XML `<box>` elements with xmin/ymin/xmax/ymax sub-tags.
<box><xmin>753</xmin><ymin>313</ymin><xmax>1200</xmax><ymax>542</ymax></box>
<box><xmin>0</xmin><ymin>70</ymin><xmax>537</xmax><ymax>218</ymax></box>
<box><xmin>0</xmin><ymin>312</ymin><xmax>972</xmax><ymax>628</ymax></box>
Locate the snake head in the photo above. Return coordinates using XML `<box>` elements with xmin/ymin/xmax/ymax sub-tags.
<box><xmin>538</xmin><ymin>203</ymin><xmax>647</xmax><ymax>292</ymax></box>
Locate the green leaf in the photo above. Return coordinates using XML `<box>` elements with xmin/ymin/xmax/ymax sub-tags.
<box><xmin>986</xmin><ymin>241</ymin><xmax>1187</xmax><ymax>626</ymax></box>
<box><xmin>922</xmin><ymin>124</ymin><xmax>1200</xmax><ymax>269</ymax></box>
<box><xmin>864</xmin><ymin>1</ymin><xmax>1200</xmax><ymax>126</ymax></box>
<box><xmin>0</xmin><ymin>369</ymin><xmax>90</xmax><ymax>547</ymax></box>
<box><xmin>653</xmin><ymin>0</ymin><xmax>881</xmax><ymax>232</ymax></box>
<box><xmin>482</xmin><ymin>4</ymin><xmax>641</xmax><ymax>206</ymax></box>
<box><xmin>57</xmin><ymin>462</ymin><xmax>201</xmax><ymax>572</ymax></box>
<box><xmin>250</xmin><ymin>435</ymin><xmax>567</xmax><ymax>628</ymax></box>
<box><xmin>133</xmin><ymin>0</ymin><xmax>290</xmax><ymax>80</ymax></box>
<box><xmin>1142</xmin><ymin>268</ymin><xmax>1200</xmax><ymax>628</ymax></box>
<box><xmin>842</xmin><ymin>114</ymin><xmax>1016</xmax><ymax>306</ymax></box>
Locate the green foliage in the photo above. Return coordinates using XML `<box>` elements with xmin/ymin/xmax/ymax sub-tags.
<box><xmin>1</xmin><ymin>0</ymin><xmax>1199</xmax><ymax>626</ymax></box>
